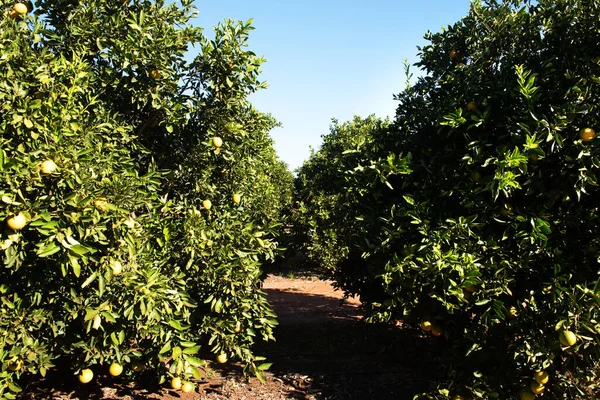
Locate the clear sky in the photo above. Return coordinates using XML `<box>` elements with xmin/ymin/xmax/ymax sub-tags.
<box><xmin>191</xmin><ymin>0</ymin><xmax>472</xmax><ymax>172</ymax></box>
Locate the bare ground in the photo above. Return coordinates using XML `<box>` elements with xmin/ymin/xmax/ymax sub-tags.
<box><xmin>18</xmin><ymin>275</ymin><xmax>439</xmax><ymax>399</ymax></box>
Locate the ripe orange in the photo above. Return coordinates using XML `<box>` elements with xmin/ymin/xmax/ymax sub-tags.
<box><xmin>533</xmin><ymin>370</ymin><xmax>549</xmax><ymax>385</ymax></box>
<box><xmin>559</xmin><ymin>330</ymin><xmax>577</xmax><ymax>346</ymax></box>
<box><xmin>41</xmin><ymin>159</ymin><xmax>57</xmax><ymax>174</ymax></box>
<box><xmin>467</xmin><ymin>101</ymin><xmax>477</xmax><ymax>111</ymax></box>
<box><xmin>420</xmin><ymin>320</ymin><xmax>432</xmax><ymax>332</ymax></box>
<box><xmin>181</xmin><ymin>382</ymin><xmax>194</xmax><ymax>393</ymax></box>
<box><xmin>233</xmin><ymin>193</ymin><xmax>242</xmax><ymax>204</ymax></box>
<box><xmin>13</xmin><ymin>2</ymin><xmax>28</xmax><ymax>15</ymax></box>
<box><xmin>216</xmin><ymin>353</ymin><xmax>227</xmax><ymax>364</ymax></box>
<box><xmin>212</xmin><ymin>137</ymin><xmax>223</xmax><ymax>148</ymax></box>
<box><xmin>109</xmin><ymin>363</ymin><xmax>123</xmax><ymax>377</ymax></box>
<box><xmin>150</xmin><ymin>70</ymin><xmax>161</xmax><ymax>79</ymax></box>
<box><xmin>170</xmin><ymin>377</ymin><xmax>182</xmax><ymax>390</ymax></box>
<box><xmin>580</xmin><ymin>127</ymin><xmax>596</xmax><ymax>142</ymax></box>
<box><xmin>7</xmin><ymin>213</ymin><xmax>27</xmax><ymax>230</ymax></box>
<box><xmin>202</xmin><ymin>199</ymin><xmax>212</xmax><ymax>210</ymax></box>
<box><xmin>111</xmin><ymin>261</ymin><xmax>123</xmax><ymax>276</ymax></box>
<box><xmin>450</xmin><ymin>50</ymin><xmax>458</xmax><ymax>59</ymax></box>
<box><xmin>530</xmin><ymin>381</ymin><xmax>545</xmax><ymax>394</ymax></box>
<box><xmin>78</xmin><ymin>369</ymin><xmax>94</xmax><ymax>384</ymax></box>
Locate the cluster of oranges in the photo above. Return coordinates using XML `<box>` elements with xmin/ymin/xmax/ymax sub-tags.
<box><xmin>519</xmin><ymin>370</ymin><xmax>550</xmax><ymax>400</ymax></box>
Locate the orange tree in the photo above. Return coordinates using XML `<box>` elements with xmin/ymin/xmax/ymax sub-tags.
<box><xmin>0</xmin><ymin>0</ymin><xmax>291</xmax><ymax>398</ymax></box>
<box><xmin>294</xmin><ymin>0</ymin><xmax>599</xmax><ymax>398</ymax></box>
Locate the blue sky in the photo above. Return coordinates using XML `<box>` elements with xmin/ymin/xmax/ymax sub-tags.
<box><xmin>192</xmin><ymin>0</ymin><xmax>472</xmax><ymax>172</ymax></box>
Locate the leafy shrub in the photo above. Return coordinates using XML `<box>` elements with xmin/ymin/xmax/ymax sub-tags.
<box><xmin>295</xmin><ymin>0</ymin><xmax>599</xmax><ymax>398</ymax></box>
<box><xmin>0</xmin><ymin>0</ymin><xmax>292</xmax><ymax>397</ymax></box>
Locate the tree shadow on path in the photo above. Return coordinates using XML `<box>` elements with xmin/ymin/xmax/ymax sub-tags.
<box><xmin>257</xmin><ymin>280</ymin><xmax>443</xmax><ymax>400</ymax></box>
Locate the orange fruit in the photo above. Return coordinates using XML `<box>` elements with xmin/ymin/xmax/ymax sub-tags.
<box><xmin>559</xmin><ymin>330</ymin><xmax>577</xmax><ymax>346</ymax></box>
<box><xmin>534</xmin><ymin>370</ymin><xmax>549</xmax><ymax>385</ymax></box>
<box><xmin>181</xmin><ymin>381</ymin><xmax>194</xmax><ymax>393</ymax></box>
<box><xmin>13</xmin><ymin>2</ymin><xmax>28</xmax><ymax>15</ymax></box>
<box><xmin>431</xmin><ymin>323</ymin><xmax>443</xmax><ymax>337</ymax></box>
<box><xmin>519</xmin><ymin>390</ymin><xmax>535</xmax><ymax>400</ymax></box>
<box><xmin>78</xmin><ymin>369</ymin><xmax>94</xmax><ymax>384</ymax></box>
<box><xmin>212</xmin><ymin>137</ymin><xmax>223</xmax><ymax>148</ymax></box>
<box><xmin>216</xmin><ymin>353</ymin><xmax>227</xmax><ymax>364</ymax></box>
<box><xmin>580</xmin><ymin>127</ymin><xmax>596</xmax><ymax>142</ymax></box>
<box><xmin>41</xmin><ymin>159</ymin><xmax>57</xmax><ymax>174</ymax></box>
<box><xmin>150</xmin><ymin>70</ymin><xmax>161</xmax><ymax>79</ymax></box>
<box><xmin>233</xmin><ymin>193</ymin><xmax>242</xmax><ymax>204</ymax></box>
<box><xmin>530</xmin><ymin>381</ymin><xmax>545</xmax><ymax>394</ymax></box>
<box><xmin>7</xmin><ymin>213</ymin><xmax>27</xmax><ymax>230</ymax></box>
<box><xmin>467</xmin><ymin>101</ymin><xmax>477</xmax><ymax>111</ymax></box>
<box><xmin>111</xmin><ymin>261</ymin><xmax>123</xmax><ymax>276</ymax></box>
<box><xmin>8</xmin><ymin>357</ymin><xmax>23</xmax><ymax>371</ymax></box>
<box><xmin>450</xmin><ymin>50</ymin><xmax>458</xmax><ymax>59</ymax></box>
<box><xmin>170</xmin><ymin>377</ymin><xmax>182</xmax><ymax>390</ymax></box>
<box><xmin>109</xmin><ymin>363</ymin><xmax>123</xmax><ymax>377</ymax></box>
<box><xmin>420</xmin><ymin>320</ymin><xmax>432</xmax><ymax>332</ymax></box>
<box><xmin>202</xmin><ymin>199</ymin><xmax>212</xmax><ymax>210</ymax></box>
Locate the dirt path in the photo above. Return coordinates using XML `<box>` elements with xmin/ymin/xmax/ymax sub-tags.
<box><xmin>19</xmin><ymin>275</ymin><xmax>437</xmax><ymax>399</ymax></box>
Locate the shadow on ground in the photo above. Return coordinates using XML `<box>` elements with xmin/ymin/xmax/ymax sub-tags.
<box><xmin>255</xmin><ymin>286</ymin><xmax>442</xmax><ymax>400</ymax></box>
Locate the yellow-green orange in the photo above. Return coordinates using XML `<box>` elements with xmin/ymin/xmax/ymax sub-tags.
<box><xmin>13</xmin><ymin>2</ymin><xmax>28</xmax><ymax>15</ymax></box>
<box><xmin>202</xmin><ymin>199</ymin><xmax>212</xmax><ymax>210</ymax></box>
<box><xmin>519</xmin><ymin>391</ymin><xmax>535</xmax><ymax>400</ymax></box>
<box><xmin>170</xmin><ymin>377</ymin><xmax>182</xmax><ymax>390</ymax></box>
<box><xmin>431</xmin><ymin>324</ymin><xmax>443</xmax><ymax>337</ymax></box>
<box><xmin>216</xmin><ymin>353</ymin><xmax>227</xmax><ymax>364</ymax></box>
<box><xmin>8</xmin><ymin>358</ymin><xmax>23</xmax><ymax>371</ymax></box>
<box><xmin>7</xmin><ymin>213</ymin><xmax>27</xmax><ymax>230</ymax></box>
<box><xmin>559</xmin><ymin>330</ymin><xmax>577</xmax><ymax>346</ymax></box>
<box><xmin>181</xmin><ymin>382</ymin><xmax>194</xmax><ymax>393</ymax></box>
<box><xmin>41</xmin><ymin>159</ymin><xmax>57</xmax><ymax>174</ymax></box>
<box><xmin>530</xmin><ymin>381</ymin><xmax>545</xmax><ymax>394</ymax></box>
<box><xmin>534</xmin><ymin>370</ymin><xmax>549</xmax><ymax>385</ymax></box>
<box><xmin>233</xmin><ymin>193</ymin><xmax>242</xmax><ymax>204</ymax></box>
<box><xmin>212</xmin><ymin>136</ymin><xmax>223</xmax><ymax>148</ymax></box>
<box><xmin>420</xmin><ymin>320</ymin><xmax>432</xmax><ymax>331</ymax></box>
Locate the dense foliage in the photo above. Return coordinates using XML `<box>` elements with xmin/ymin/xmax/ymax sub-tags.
<box><xmin>0</xmin><ymin>0</ymin><xmax>293</xmax><ymax>397</ymax></box>
<box><xmin>294</xmin><ymin>0</ymin><xmax>600</xmax><ymax>398</ymax></box>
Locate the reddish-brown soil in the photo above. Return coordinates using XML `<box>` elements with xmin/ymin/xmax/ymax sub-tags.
<box><xmin>18</xmin><ymin>275</ymin><xmax>439</xmax><ymax>399</ymax></box>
